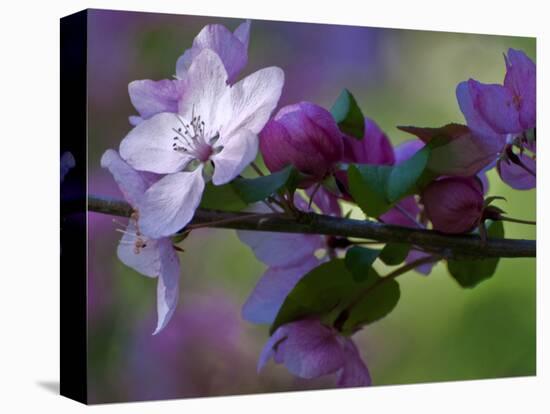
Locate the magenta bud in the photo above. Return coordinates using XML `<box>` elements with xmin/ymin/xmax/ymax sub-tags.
<box><xmin>422</xmin><ymin>177</ymin><xmax>484</xmax><ymax>234</ymax></box>
<box><xmin>259</xmin><ymin>102</ymin><xmax>344</xmax><ymax>179</ymax></box>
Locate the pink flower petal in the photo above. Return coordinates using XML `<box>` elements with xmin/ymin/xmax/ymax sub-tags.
<box><xmin>498</xmin><ymin>154</ymin><xmax>536</xmax><ymax>190</ymax></box>
<box><xmin>178</xmin><ymin>49</ymin><xmax>230</xmax><ymax>130</ymax></box>
<box><xmin>128</xmin><ymin>79</ymin><xmax>185</xmax><ymax>121</ymax></box>
<box><xmin>176</xmin><ymin>22</ymin><xmax>249</xmax><ymax>84</ymax></box>
<box><xmin>153</xmin><ymin>238</ymin><xmax>181</xmax><ymax>335</ymax></box>
<box><xmin>237</xmin><ymin>229</ymin><xmax>323</xmax><ymax>268</ymax></box>
<box><xmin>260</xmin><ymin>102</ymin><xmax>342</xmax><ymax>178</ymax></box>
<box><xmin>335</xmin><ymin>339</ymin><xmax>372</xmax><ymax>387</ymax></box>
<box><xmin>211</xmin><ymin>128</ymin><xmax>258</xmax><ymax>185</ymax></box>
<box><xmin>306</xmin><ymin>186</ymin><xmax>342</xmax><ymax>216</ymax></box>
<box><xmin>405</xmin><ymin>249</ymin><xmax>435</xmax><ymax>276</ymax></box>
<box><xmin>469</xmin><ymin>80</ymin><xmax>523</xmax><ymax>134</ymax></box>
<box><xmin>242</xmin><ymin>257</ymin><xmax>321</xmax><ymax>324</ymax></box>
<box><xmin>138</xmin><ymin>167</ymin><xmax>205</xmax><ymax>238</ymax></box>
<box><xmin>275</xmin><ymin>320</ymin><xmax>345</xmax><ymax>379</ymax></box>
<box><xmin>116</xmin><ymin>220</ymin><xmax>161</xmax><ymax>278</ymax></box>
<box><xmin>504</xmin><ymin>49</ymin><xmax>536</xmax><ymax>130</ymax></box>
<box><xmin>222</xmin><ymin>66</ymin><xmax>284</xmax><ymax>137</ymax></box>
<box><xmin>100</xmin><ymin>149</ymin><xmax>151</xmax><ymax>206</ymax></box>
<box><xmin>233</xmin><ymin>20</ymin><xmax>251</xmax><ymax>49</ymax></box>
<box><xmin>456</xmin><ymin>81</ymin><xmax>504</xmax><ymax>141</ymax></box>
<box><xmin>379</xmin><ymin>196</ymin><xmax>420</xmax><ymax>228</ymax></box>
<box><xmin>119</xmin><ymin>112</ymin><xmax>194</xmax><ymax>174</ymax></box>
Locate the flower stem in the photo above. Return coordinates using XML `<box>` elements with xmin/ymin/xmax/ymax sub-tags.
<box><xmin>382</xmin><ymin>255</ymin><xmax>441</xmax><ymax>281</ymax></box>
<box><xmin>250</xmin><ymin>162</ymin><xmax>265</xmax><ymax>177</ymax></box>
<box><xmin>499</xmin><ymin>216</ymin><xmax>536</xmax><ymax>226</ymax></box>
<box><xmin>185</xmin><ymin>212</ymin><xmax>275</xmax><ymax>231</ymax></box>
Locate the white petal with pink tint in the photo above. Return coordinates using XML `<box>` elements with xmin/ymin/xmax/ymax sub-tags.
<box><xmin>138</xmin><ymin>167</ymin><xmax>205</xmax><ymax>238</ymax></box>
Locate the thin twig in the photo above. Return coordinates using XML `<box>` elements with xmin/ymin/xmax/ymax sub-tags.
<box><xmin>84</xmin><ymin>195</ymin><xmax>536</xmax><ymax>259</ymax></box>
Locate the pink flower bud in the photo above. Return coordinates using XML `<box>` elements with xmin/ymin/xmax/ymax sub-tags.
<box><xmin>421</xmin><ymin>177</ymin><xmax>484</xmax><ymax>234</ymax></box>
<box><xmin>259</xmin><ymin>102</ymin><xmax>344</xmax><ymax>180</ymax></box>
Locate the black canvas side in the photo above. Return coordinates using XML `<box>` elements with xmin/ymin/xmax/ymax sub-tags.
<box><xmin>60</xmin><ymin>9</ymin><xmax>88</xmax><ymax>404</ymax></box>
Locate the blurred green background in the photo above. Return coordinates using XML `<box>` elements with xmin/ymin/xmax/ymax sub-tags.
<box><xmin>86</xmin><ymin>9</ymin><xmax>535</xmax><ymax>403</ymax></box>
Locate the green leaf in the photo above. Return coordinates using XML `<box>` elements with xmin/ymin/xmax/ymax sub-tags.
<box><xmin>271</xmin><ymin>259</ymin><xmax>355</xmax><ymax>334</ymax></box>
<box><xmin>447</xmin><ymin>221</ymin><xmax>505</xmax><ymax>288</ymax></box>
<box><xmin>380</xmin><ymin>243</ymin><xmax>410</xmax><ymax>266</ymax></box>
<box><xmin>232</xmin><ymin>165</ymin><xmax>296</xmax><ymax>204</ymax></box>
<box><xmin>348</xmin><ymin>164</ymin><xmax>392</xmax><ymax>217</ymax></box>
<box><xmin>171</xmin><ymin>231</ymin><xmax>190</xmax><ymax>244</ymax></box>
<box><xmin>271</xmin><ymin>258</ymin><xmax>401</xmax><ymax>335</ymax></box>
<box><xmin>342</xmin><ymin>277</ymin><xmax>400</xmax><ymax>333</ymax></box>
<box><xmin>345</xmin><ymin>246</ymin><xmax>381</xmax><ymax>282</ymax></box>
<box><xmin>347</xmin><ymin>145</ymin><xmax>430</xmax><ymax>217</ymax></box>
<box><xmin>386</xmin><ymin>146</ymin><xmax>430</xmax><ymax>202</ymax></box>
<box><xmin>330</xmin><ymin>89</ymin><xmax>365</xmax><ymax>139</ymax></box>
<box><xmin>200</xmin><ymin>182</ymin><xmax>248</xmax><ymax>211</ymax></box>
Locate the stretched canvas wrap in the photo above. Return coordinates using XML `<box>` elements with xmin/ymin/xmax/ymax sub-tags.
<box><xmin>60</xmin><ymin>8</ymin><xmax>536</xmax><ymax>405</ymax></box>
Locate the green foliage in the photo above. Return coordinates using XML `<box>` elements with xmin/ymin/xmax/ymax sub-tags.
<box><xmin>380</xmin><ymin>243</ymin><xmax>411</xmax><ymax>266</ymax></box>
<box><xmin>232</xmin><ymin>165</ymin><xmax>297</xmax><ymax>204</ymax></box>
<box><xmin>341</xmin><ymin>276</ymin><xmax>400</xmax><ymax>333</ymax></box>
<box><xmin>348</xmin><ymin>164</ymin><xmax>392</xmax><ymax>217</ymax></box>
<box><xmin>200</xmin><ymin>182</ymin><xmax>248</xmax><ymax>211</ymax></box>
<box><xmin>330</xmin><ymin>89</ymin><xmax>365</xmax><ymax>139</ymax></box>
<box><xmin>447</xmin><ymin>221</ymin><xmax>505</xmax><ymax>288</ymax></box>
<box><xmin>348</xmin><ymin>146</ymin><xmax>431</xmax><ymax>217</ymax></box>
<box><xmin>387</xmin><ymin>147</ymin><xmax>431</xmax><ymax>201</ymax></box>
<box><xmin>345</xmin><ymin>246</ymin><xmax>381</xmax><ymax>282</ymax></box>
<box><xmin>271</xmin><ymin>258</ymin><xmax>401</xmax><ymax>335</ymax></box>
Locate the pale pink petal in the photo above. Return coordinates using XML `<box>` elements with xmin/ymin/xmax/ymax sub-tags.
<box><xmin>178</xmin><ymin>49</ymin><xmax>230</xmax><ymax>130</ymax></box>
<box><xmin>138</xmin><ymin>167</ymin><xmax>205</xmax><ymax>238</ymax></box>
<box><xmin>234</xmin><ymin>20</ymin><xmax>251</xmax><ymax>49</ymax></box>
<box><xmin>211</xmin><ymin>128</ymin><xmax>258</xmax><ymax>185</ymax></box>
<box><xmin>153</xmin><ymin>238</ymin><xmax>181</xmax><ymax>334</ymax></box>
<box><xmin>128</xmin><ymin>79</ymin><xmax>185</xmax><ymax>120</ymax></box>
<box><xmin>221</xmin><ymin>66</ymin><xmax>285</xmax><ymax>137</ymax></box>
<box><xmin>116</xmin><ymin>221</ymin><xmax>161</xmax><ymax>278</ymax></box>
<box><xmin>129</xmin><ymin>115</ymin><xmax>143</xmax><ymax>126</ymax></box>
<box><xmin>101</xmin><ymin>149</ymin><xmax>149</xmax><ymax>206</ymax></box>
<box><xmin>242</xmin><ymin>257</ymin><xmax>320</xmax><ymax>324</ymax></box>
<box><xmin>175</xmin><ymin>23</ymin><xmax>248</xmax><ymax>83</ymax></box>
<box><xmin>119</xmin><ymin>112</ymin><xmax>194</xmax><ymax>174</ymax></box>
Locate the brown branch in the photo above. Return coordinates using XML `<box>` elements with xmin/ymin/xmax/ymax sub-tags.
<box><xmin>85</xmin><ymin>195</ymin><xmax>535</xmax><ymax>259</ymax></box>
